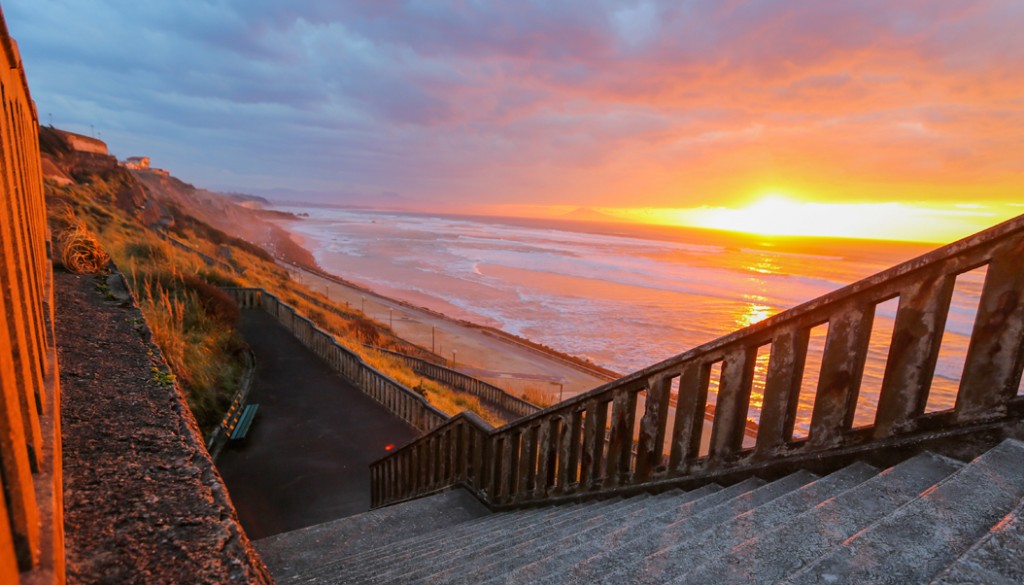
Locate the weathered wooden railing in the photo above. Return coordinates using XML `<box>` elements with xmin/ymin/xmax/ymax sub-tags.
<box><xmin>371</xmin><ymin>346</ymin><xmax>541</xmax><ymax>419</ymax></box>
<box><xmin>0</xmin><ymin>9</ymin><xmax>64</xmax><ymax>582</ymax></box>
<box><xmin>224</xmin><ymin>288</ymin><xmax>449</xmax><ymax>432</ymax></box>
<box><xmin>372</xmin><ymin>213</ymin><xmax>1024</xmax><ymax>508</ymax></box>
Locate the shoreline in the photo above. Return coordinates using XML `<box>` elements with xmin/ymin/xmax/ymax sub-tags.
<box><xmin>281</xmin><ymin>259</ymin><xmax>616</xmax><ymax>401</ymax></box>
<box><xmin>268</xmin><ymin>212</ymin><xmax>730</xmax><ymax>440</ymax></box>
<box><xmin>271</xmin><ymin>221</ymin><xmax>617</xmax><ymax>403</ymax></box>
<box><xmin>279</xmin><ymin>221</ymin><xmax>618</xmax><ymax>377</ymax></box>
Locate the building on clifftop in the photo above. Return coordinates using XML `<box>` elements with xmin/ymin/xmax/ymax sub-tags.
<box><xmin>123</xmin><ymin>155</ymin><xmax>150</xmax><ymax>169</ymax></box>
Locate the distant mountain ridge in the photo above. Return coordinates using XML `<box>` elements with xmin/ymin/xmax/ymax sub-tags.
<box><xmin>560</xmin><ymin>207</ymin><xmax>620</xmax><ymax>222</ymax></box>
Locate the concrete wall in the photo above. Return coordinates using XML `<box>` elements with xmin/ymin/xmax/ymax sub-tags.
<box><xmin>54</xmin><ymin>130</ymin><xmax>107</xmax><ymax>155</ymax></box>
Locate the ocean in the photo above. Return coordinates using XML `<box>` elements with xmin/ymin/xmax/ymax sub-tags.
<box><xmin>278</xmin><ymin>206</ymin><xmax>999</xmax><ymax>435</ymax></box>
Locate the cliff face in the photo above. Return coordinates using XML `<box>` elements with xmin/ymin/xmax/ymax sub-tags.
<box><xmin>40</xmin><ymin>126</ymin><xmax>159</xmax><ymax>224</ymax></box>
<box><xmin>133</xmin><ymin>170</ymin><xmax>319</xmax><ymax>269</ymax></box>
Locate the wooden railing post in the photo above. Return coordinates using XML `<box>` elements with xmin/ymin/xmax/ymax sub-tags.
<box><xmin>873</xmin><ymin>271</ymin><xmax>956</xmax><ymax>437</ymax></box>
<box><xmin>517</xmin><ymin>426</ymin><xmax>535</xmax><ymax>499</ymax></box>
<box><xmin>808</xmin><ymin>303</ymin><xmax>874</xmax><ymax>447</ymax></box>
<box><xmin>534</xmin><ymin>419</ymin><xmax>553</xmax><ymax>496</ymax></box>
<box><xmin>755</xmin><ymin>326</ymin><xmax>809</xmax><ymax>454</ymax></box>
<box><xmin>635</xmin><ymin>374</ymin><xmax>671</xmax><ymax>481</ymax></box>
<box><xmin>956</xmin><ymin>239</ymin><xmax>1024</xmax><ymax>421</ymax></box>
<box><xmin>669</xmin><ymin>361</ymin><xmax>711</xmax><ymax>473</ymax></box>
<box><xmin>605</xmin><ymin>387</ymin><xmax>638</xmax><ymax>487</ymax></box>
<box><xmin>708</xmin><ymin>347</ymin><xmax>756</xmax><ymax>462</ymax></box>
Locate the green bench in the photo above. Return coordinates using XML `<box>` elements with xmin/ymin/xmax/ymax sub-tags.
<box><xmin>227</xmin><ymin>403</ymin><xmax>260</xmax><ymax>440</ymax></box>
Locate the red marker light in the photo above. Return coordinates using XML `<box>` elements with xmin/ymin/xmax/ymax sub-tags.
<box><xmin>385</xmin><ymin>444</ymin><xmax>394</xmax><ymax>451</ymax></box>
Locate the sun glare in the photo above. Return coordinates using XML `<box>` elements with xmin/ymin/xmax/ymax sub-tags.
<box><xmin>716</xmin><ymin>194</ymin><xmax>807</xmax><ymax>236</ymax></box>
<box><xmin>614</xmin><ymin>196</ymin><xmax>1018</xmax><ymax>243</ymax></box>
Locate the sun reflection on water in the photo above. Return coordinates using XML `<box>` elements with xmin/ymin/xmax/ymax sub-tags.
<box><xmin>746</xmin><ymin>256</ymin><xmax>781</xmax><ymax>275</ymax></box>
<box><xmin>737</xmin><ymin>302</ymin><xmax>774</xmax><ymax>329</ymax></box>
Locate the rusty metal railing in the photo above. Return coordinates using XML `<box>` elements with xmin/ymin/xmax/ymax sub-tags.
<box><xmin>371</xmin><ymin>213</ymin><xmax>1024</xmax><ymax>509</ymax></box>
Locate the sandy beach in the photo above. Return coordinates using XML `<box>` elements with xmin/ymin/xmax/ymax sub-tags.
<box><xmin>283</xmin><ymin>260</ymin><xmax>615</xmax><ymax>404</ymax></box>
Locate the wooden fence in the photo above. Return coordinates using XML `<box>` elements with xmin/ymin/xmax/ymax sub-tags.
<box><xmin>224</xmin><ymin>288</ymin><xmax>448</xmax><ymax>432</ymax></box>
<box><xmin>371</xmin><ymin>346</ymin><xmax>541</xmax><ymax>420</ymax></box>
<box><xmin>0</xmin><ymin>8</ymin><xmax>64</xmax><ymax>582</ymax></box>
<box><xmin>372</xmin><ymin>213</ymin><xmax>1024</xmax><ymax>509</ymax></box>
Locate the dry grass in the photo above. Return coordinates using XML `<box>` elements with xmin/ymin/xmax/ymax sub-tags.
<box><xmin>56</xmin><ymin>209</ymin><xmax>110</xmax><ymax>274</ymax></box>
<box><xmin>520</xmin><ymin>385</ymin><xmax>556</xmax><ymax>407</ymax></box>
<box><xmin>126</xmin><ymin>261</ymin><xmax>245</xmax><ymax>431</ymax></box>
<box><xmin>362</xmin><ymin>350</ymin><xmax>506</xmax><ymax>426</ymax></box>
<box><xmin>423</xmin><ymin>386</ymin><xmax>506</xmax><ymax>427</ymax></box>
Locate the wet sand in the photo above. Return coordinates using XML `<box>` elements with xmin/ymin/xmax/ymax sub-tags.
<box><xmin>284</xmin><ymin>261</ymin><xmax>614</xmax><ymax>403</ymax></box>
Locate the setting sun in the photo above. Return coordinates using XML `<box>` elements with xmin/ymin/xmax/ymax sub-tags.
<box><xmin>606</xmin><ymin>197</ymin><xmax>1021</xmax><ymax>243</ymax></box>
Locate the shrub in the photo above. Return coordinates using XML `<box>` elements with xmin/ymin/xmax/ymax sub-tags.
<box><xmin>123</xmin><ymin>241</ymin><xmax>167</xmax><ymax>262</ymax></box>
<box><xmin>180</xmin><ymin>274</ymin><xmax>241</xmax><ymax>325</ymax></box>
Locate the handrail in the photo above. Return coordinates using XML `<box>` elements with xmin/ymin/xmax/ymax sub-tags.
<box><xmin>0</xmin><ymin>9</ymin><xmax>64</xmax><ymax>580</ymax></box>
<box><xmin>372</xmin><ymin>213</ymin><xmax>1024</xmax><ymax>508</ymax></box>
<box><xmin>370</xmin><ymin>346</ymin><xmax>541</xmax><ymax>420</ymax></box>
<box><xmin>223</xmin><ymin>288</ymin><xmax>449</xmax><ymax>433</ymax></box>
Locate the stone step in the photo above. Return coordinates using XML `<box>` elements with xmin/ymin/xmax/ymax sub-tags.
<box><xmin>446</xmin><ymin>488</ymin><xmax>717</xmax><ymax>585</ymax></box>
<box><xmin>287</xmin><ymin>499</ymin><xmax>605</xmax><ymax>584</ymax></box>
<box><xmin>433</xmin><ymin>480</ymin><xmax>759</xmax><ymax>585</ymax></box>
<box><xmin>572</xmin><ymin>470</ymin><xmax>821</xmax><ymax>585</ymax></box>
<box><xmin>672</xmin><ymin>451</ymin><xmax>963</xmax><ymax>585</ymax></box>
<box><xmin>498</xmin><ymin>483</ymin><xmax>727</xmax><ymax>585</ymax></box>
<box><xmin>257</xmin><ymin>488</ymin><xmax>489</xmax><ymax>582</ymax></box>
<box><xmin>380</xmin><ymin>494</ymin><xmax>666</xmax><ymax>584</ymax></box>
<box><xmin>629</xmin><ymin>462</ymin><xmax>879</xmax><ymax>585</ymax></box>
<box><xmin>930</xmin><ymin>495</ymin><xmax>1024</xmax><ymax>585</ymax></box>
<box><xmin>275</xmin><ymin>443</ymin><xmax>1024</xmax><ymax>584</ymax></box>
<box><xmin>784</xmin><ymin>439</ymin><xmax>1024</xmax><ymax>585</ymax></box>
<box><xmin>326</xmin><ymin>497</ymin><xmax>636</xmax><ymax>585</ymax></box>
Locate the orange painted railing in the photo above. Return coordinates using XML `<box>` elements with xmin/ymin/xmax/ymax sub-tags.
<box><xmin>0</xmin><ymin>8</ymin><xmax>64</xmax><ymax>583</ymax></box>
<box><xmin>372</xmin><ymin>213</ymin><xmax>1024</xmax><ymax>509</ymax></box>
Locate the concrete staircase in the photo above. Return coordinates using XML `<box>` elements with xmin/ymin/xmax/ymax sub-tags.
<box><xmin>259</xmin><ymin>439</ymin><xmax>1024</xmax><ymax>584</ymax></box>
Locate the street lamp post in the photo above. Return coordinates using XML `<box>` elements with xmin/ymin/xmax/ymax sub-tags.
<box><xmin>361</xmin><ymin>296</ymin><xmax>366</xmax><ymax>313</ymax></box>
<box><xmin>551</xmin><ymin>381</ymin><xmax>564</xmax><ymax>403</ymax></box>
<box><xmin>451</xmin><ymin>349</ymin><xmax>457</xmax><ymax>368</ymax></box>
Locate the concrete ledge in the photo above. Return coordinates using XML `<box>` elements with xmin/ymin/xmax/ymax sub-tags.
<box><xmin>55</xmin><ymin>269</ymin><xmax>272</xmax><ymax>584</ymax></box>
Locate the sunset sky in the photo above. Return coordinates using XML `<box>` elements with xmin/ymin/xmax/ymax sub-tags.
<box><xmin>6</xmin><ymin>1</ymin><xmax>1023</xmax><ymax>241</ymax></box>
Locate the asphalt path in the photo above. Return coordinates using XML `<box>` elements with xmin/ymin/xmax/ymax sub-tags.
<box><xmin>217</xmin><ymin>310</ymin><xmax>420</xmax><ymax>540</ymax></box>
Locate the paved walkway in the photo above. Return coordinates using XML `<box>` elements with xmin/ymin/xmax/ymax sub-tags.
<box><xmin>216</xmin><ymin>310</ymin><xmax>420</xmax><ymax>540</ymax></box>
